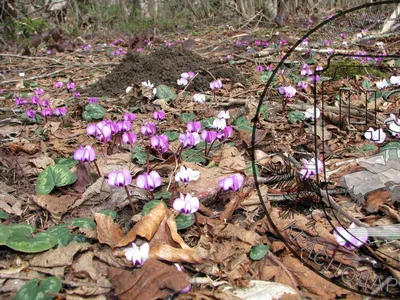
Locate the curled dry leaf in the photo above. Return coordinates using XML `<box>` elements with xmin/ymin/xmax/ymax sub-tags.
<box><xmin>107</xmin><ymin>259</ymin><xmax>190</xmax><ymax>300</ymax></box>
<box><xmin>150</xmin><ymin>244</ymin><xmax>203</xmax><ymax>264</ymax></box>
<box><xmin>95</xmin><ymin>213</ymin><xmax>124</xmax><ymax>248</ymax></box>
<box><xmin>32</xmin><ymin>194</ymin><xmax>77</xmax><ymax>221</ymax></box>
<box><xmin>217</xmin><ymin>144</ymin><xmax>246</xmax><ymax>174</ymax></box>
<box><xmin>115</xmin><ymin>202</ymin><xmax>167</xmax><ymax>248</ymax></box>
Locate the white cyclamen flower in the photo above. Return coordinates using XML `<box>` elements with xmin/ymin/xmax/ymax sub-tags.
<box><xmin>142</xmin><ymin>80</ymin><xmax>154</xmax><ymax>89</ymax></box>
<box><xmin>305</xmin><ymin>107</ymin><xmax>321</xmax><ymax>121</ymax></box>
<box><xmin>376</xmin><ymin>79</ymin><xmax>388</xmax><ymax>89</ymax></box>
<box><xmin>385</xmin><ymin>114</ymin><xmax>400</xmax><ymax>137</ymax></box>
<box><xmin>364</xmin><ymin>127</ymin><xmax>386</xmax><ymax>143</ymax></box>
<box><xmin>125</xmin><ymin>242</ymin><xmax>149</xmax><ymax>267</ymax></box>
<box><xmin>175</xmin><ymin>166</ymin><xmax>200</xmax><ymax>184</ymax></box>
<box><xmin>126</xmin><ymin>86</ymin><xmax>133</xmax><ymax>93</ymax></box>
<box><xmin>177</xmin><ymin>78</ymin><xmax>188</xmax><ymax>86</ymax></box>
<box><xmin>390</xmin><ymin>75</ymin><xmax>400</xmax><ymax>86</ymax></box>
<box><xmin>217</xmin><ymin>110</ymin><xmax>230</xmax><ymax>119</ymax></box>
<box><xmin>212</xmin><ymin>117</ymin><xmax>227</xmax><ymax>131</ymax></box>
<box><xmin>193</xmin><ymin>93</ymin><xmax>206</xmax><ymax>103</ymax></box>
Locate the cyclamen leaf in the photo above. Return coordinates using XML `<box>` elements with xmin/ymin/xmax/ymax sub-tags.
<box><xmin>181</xmin><ymin>113</ymin><xmax>196</xmax><ymax>123</ymax></box>
<box><xmin>71</xmin><ymin>218</ymin><xmax>96</xmax><ymax>229</ymax></box>
<box><xmin>142</xmin><ymin>200</ymin><xmax>166</xmax><ymax>216</ymax></box>
<box><xmin>288</xmin><ymin>110</ymin><xmax>306</xmax><ymax>124</ymax></box>
<box><xmin>249</xmin><ymin>244</ymin><xmax>269</xmax><ymax>260</ymax></box>
<box><xmin>175</xmin><ymin>213</ymin><xmax>194</xmax><ymax>230</ymax></box>
<box><xmin>14</xmin><ymin>276</ymin><xmax>62</xmax><ymax>300</ymax></box>
<box><xmin>82</xmin><ymin>103</ymin><xmax>105</xmax><ymax>121</ymax></box>
<box><xmin>36</xmin><ymin>164</ymin><xmax>77</xmax><ymax>195</ymax></box>
<box><xmin>156</xmin><ymin>85</ymin><xmax>176</xmax><ymax>102</ymax></box>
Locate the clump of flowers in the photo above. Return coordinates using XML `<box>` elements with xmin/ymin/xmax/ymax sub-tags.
<box><xmin>66</xmin><ymin>82</ymin><xmax>75</xmax><ymax>92</ymax></box>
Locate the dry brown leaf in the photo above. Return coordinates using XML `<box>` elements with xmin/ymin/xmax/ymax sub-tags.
<box><xmin>365</xmin><ymin>189</ymin><xmax>391</xmax><ymax>213</ymax></box>
<box><xmin>217</xmin><ymin>144</ymin><xmax>246</xmax><ymax>173</ymax></box>
<box><xmin>150</xmin><ymin>244</ymin><xmax>203</xmax><ymax>264</ymax></box>
<box><xmin>212</xmin><ymin>223</ymin><xmax>263</xmax><ymax>245</ymax></box>
<box><xmin>8</xmin><ymin>137</ymin><xmax>38</xmax><ymax>154</ymax></box>
<box><xmin>115</xmin><ymin>202</ymin><xmax>167</xmax><ymax>248</ymax></box>
<box><xmin>107</xmin><ymin>259</ymin><xmax>190</xmax><ymax>300</ymax></box>
<box><xmin>95</xmin><ymin>213</ymin><xmax>124</xmax><ymax>248</ymax></box>
<box><xmin>32</xmin><ymin>194</ymin><xmax>77</xmax><ymax>220</ymax></box>
<box><xmin>66</xmin><ymin>275</ymin><xmax>112</xmax><ymax>297</ymax></box>
<box><xmin>176</xmin><ymin>289</ymin><xmax>242</xmax><ymax>300</ymax></box>
<box><xmin>73</xmin><ymin>251</ymin><xmax>98</xmax><ymax>280</ymax></box>
<box><xmin>29</xmin><ymin>156</ymin><xmax>55</xmax><ymax>170</ymax></box>
<box><xmin>0</xmin><ymin>192</ymin><xmax>23</xmax><ymax>216</ymax></box>
<box><xmin>30</xmin><ymin>242</ymin><xmax>91</xmax><ymax>267</ymax></box>
<box><xmin>166</xmin><ymin>213</ymin><xmax>190</xmax><ymax>249</ymax></box>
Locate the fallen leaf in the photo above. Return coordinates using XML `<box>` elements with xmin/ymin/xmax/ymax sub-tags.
<box><xmin>115</xmin><ymin>202</ymin><xmax>167</xmax><ymax>248</ymax></box>
<box><xmin>30</xmin><ymin>242</ymin><xmax>91</xmax><ymax>267</ymax></box>
<box><xmin>217</xmin><ymin>145</ymin><xmax>246</xmax><ymax>173</ymax></box>
<box><xmin>228</xmin><ymin>280</ymin><xmax>300</xmax><ymax>300</ymax></box>
<box><xmin>365</xmin><ymin>189</ymin><xmax>391</xmax><ymax>213</ymax></box>
<box><xmin>32</xmin><ymin>194</ymin><xmax>77</xmax><ymax>221</ymax></box>
<box><xmin>107</xmin><ymin>259</ymin><xmax>190</xmax><ymax>300</ymax></box>
<box><xmin>0</xmin><ymin>192</ymin><xmax>23</xmax><ymax>216</ymax></box>
<box><xmin>95</xmin><ymin>213</ymin><xmax>124</xmax><ymax>248</ymax></box>
<box><xmin>73</xmin><ymin>251</ymin><xmax>98</xmax><ymax>280</ymax></box>
<box><xmin>150</xmin><ymin>244</ymin><xmax>203</xmax><ymax>264</ymax></box>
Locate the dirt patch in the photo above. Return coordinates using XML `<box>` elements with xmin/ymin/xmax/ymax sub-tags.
<box><xmin>84</xmin><ymin>48</ymin><xmax>246</xmax><ymax>97</ymax></box>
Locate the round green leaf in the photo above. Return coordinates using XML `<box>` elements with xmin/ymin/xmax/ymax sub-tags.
<box><xmin>71</xmin><ymin>218</ymin><xmax>96</xmax><ymax>229</ymax></box>
<box><xmin>165</xmin><ymin>131</ymin><xmax>179</xmax><ymax>141</ymax></box>
<box><xmin>6</xmin><ymin>230</ymin><xmax>58</xmax><ymax>253</ymax></box>
<box><xmin>175</xmin><ymin>213</ymin><xmax>194</xmax><ymax>230</ymax></box>
<box><xmin>46</xmin><ymin>224</ymin><xmax>74</xmax><ymax>247</ymax></box>
<box><xmin>181</xmin><ymin>113</ymin><xmax>196</xmax><ymax>123</ymax></box>
<box><xmin>142</xmin><ymin>200</ymin><xmax>166</xmax><ymax>216</ymax></box>
<box><xmin>155</xmin><ymin>191</ymin><xmax>172</xmax><ymax>200</ymax></box>
<box><xmin>0</xmin><ymin>225</ymin><xmax>11</xmax><ymax>244</ymax></box>
<box><xmin>15</xmin><ymin>276</ymin><xmax>62</xmax><ymax>300</ymax></box>
<box><xmin>288</xmin><ymin>111</ymin><xmax>306</xmax><ymax>124</ymax></box>
<box><xmin>249</xmin><ymin>244</ymin><xmax>269</xmax><ymax>260</ymax></box>
<box><xmin>99</xmin><ymin>210</ymin><xmax>117</xmax><ymax>220</ymax></box>
<box><xmin>156</xmin><ymin>85</ymin><xmax>176</xmax><ymax>102</ymax></box>
<box><xmin>181</xmin><ymin>149</ymin><xmax>206</xmax><ymax>163</ymax></box>
<box><xmin>200</xmin><ymin>117</ymin><xmax>216</xmax><ymax>129</ymax></box>
<box><xmin>362</xmin><ymin>80</ymin><xmax>371</xmax><ymax>89</ymax></box>
<box><xmin>56</xmin><ymin>157</ymin><xmax>78</xmax><ymax>169</ymax></box>
<box><xmin>82</xmin><ymin>103</ymin><xmax>105</xmax><ymax>121</ymax></box>
<box><xmin>131</xmin><ymin>146</ymin><xmax>155</xmax><ymax>165</ymax></box>
<box><xmin>36</xmin><ymin>164</ymin><xmax>77</xmax><ymax>195</ymax></box>
<box><xmin>234</xmin><ymin>116</ymin><xmax>252</xmax><ymax>132</ymax></box>
<box><xmin>0</xmin><ymin>211</ymin><xmax>9</xmax><ymax>219</ymax></box>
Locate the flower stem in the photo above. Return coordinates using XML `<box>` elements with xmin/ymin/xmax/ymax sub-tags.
<box><xmin>194</xmin><ymin>213</ymin><xmax>202</xmax><ymax>236</ymax></box>
<box><xmin>204</xmin><ymin>143</ymin><xmax>208</xmax><ymax>157</ymax></box>
<box><xmin>92</xmin><ymin>159</ymin><xmax>102</xmax><ymax>177</ymax></box>
<box><xmin>146</xmin><ymin>146</ymin><xmax>151</xmax><ymax>173</ymax></box>
<box><xmin>124</xmin><ymin>185</ymin><xmax>136</xmax><ymax>214</ymax></box>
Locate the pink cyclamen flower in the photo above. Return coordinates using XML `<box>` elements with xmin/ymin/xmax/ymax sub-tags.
<box><xmin>124</xmin><ymin>112</ymin><xmax>136</xmax><ymax>121</ymax></box>
<box><xmin>364</xmin><ymin>127</ymin><xmax>386</xmax><ymax>144</ymax></box>
<box><xmin>150</xmin><ymin>134</ymin><xmax>169</xmax><ymax>153</ymax></box>
<box><xmin>125</xmin><ymin>242</ymin><xmax>149</xmax><ymax>267</ymax></box>
<box><xmin>218</xmin><ymin>174</ymin><xmax>244</xmax><ymax>191</ymax></box>
<box><xmin>173</xmin><ymin>193</ymin><xmax>199</xmax><ymax>215</ymax></box>
<box><xmin>15</xmin><ymin>97</ymin><xmax>27</xmax><ymax>105</ymax></box>
<box><xmin>34</xmin><ymin>88</ymin><xmax>45</xmax><ymax>96</ymax></box>
<box><xmin>40</xmin><ymin>99</ymin><xmax>50</xmax><ymax>107</ymax></box>
<box><xmin>217</xmin><ymin>126</ymin><xmax>233</xmax><ymax>139</ymax></box>
<box><xmin>136</xmin><ymin>47</ymin><xmax>143</xmax><ymax>52</ymax></box>
<box><xmin>210</xmin><ymin>80</ymin><xmax>223</xmax><ymax>90</ymax></box>
<box><xmin>254</xmin><ymin>40</ymin><xmax>261</xmax><ymax>46</ymax></box>
<box><xmin>278</xmin><ymin>86</ymin><xmax>296</xmax><ymax>98</ymax></box>
<box><xmin>73</xmin><ymin>92</ymin><xmax>81</xmax><ymax>98</ymax></box>
<box><xmin>26</xmin><ymin>109</ymin><xmax>36</xmax><ymax>119</ymax></box>
<box><xmin>96</xmin><ymin>122</ymin><xmax>113</xmax><ymax>143</ymax></box>
<box><xmin>41</xmin><ymin>108</ymin><xmax>53</xmax><ymax>117</ymax></box>
<box><xmin>201</xmin><ymin>130</ymin><xmax>218</xmax><ymax>143</ymax></box>
<box><xmin>255</xmin><ymin>65</ymin><xmax>264</xmax><ymax>72</ymax></box>
<box><xmin>31</xmin><ymin>96</ymin><xmax>40</xmax><ymax>105</ymax></box>
<box><xmin>66</xmin><ymin>82</ymin><xmax>75</xmax><ymax>91</ymax></box>
<box><xmin>141</xmin><ymin>123</ymin><xmax>157</xmax><ymax>136</ymax></box>
<box><xmin>108</xmin><ymin>169</ymin><xmax>132</xmax><ymax>187</ymax></box>
<box><xmin>88</xmin><ymin>97</ymin><xmax>98</xmax><ymax>104</ymax></box>
<box><xmin>153</xmin><ymin>110</ymin><xmax>165</xmax><ymax>121</ymax></box>
<box><xmin>54</xmin><ymin>106</ymin><xmax>67</xmax><ymax>116</ymax></box>
<box><xmin>181</xmin><ymin>72</ymin><xmax>195</xmax><ymax>80</ymax></box>
<box><xmin>54</xmin><ymin>81</ymin><xmax>63</xmax><ymax>89</ymax></box>
<box><xmin>179</xmin><ymin>132</ymin><xmax>200</xmax><ymax>148</ymax></box>
<box><xmin>118</xmin><ymin>120</ymin><xmax>132</xmax><ymax>132</ymax></box>
<box><xmin>122</xmin><ymin>132</ymin><xmax>137</xmax><ymax>145</ymax></box>
<box><xmin>175</xmin><ymin>166</ymin><xmax>200</xmax><ymax>183</ymax></box>
<box><xmin>333</xmin><ymin>223</ymin><xmax>368</xmax><ymax>250</ymax></box>
<box><xmin>300</xmin><ymin>158</ymin><xmax>323</xmax><ymax>179</ymax></box>
<box><xmin>74</xmin><ymin>145</ymin><xmax>96</xmax><ymax>162</ymax></box>
<box><xmin>136</xmin><ymin>171</ymin><xmax>162</xmax><ymax>191</ymax></box>
<box><xmin>297</xmin><ymin>81</ymin><xmax>308</xmax><ymax>90</ymax></box>
<box><xmin>187</xmin><ymin>121</ymin><xmax>202</xmax><ymax>133</ymax></box>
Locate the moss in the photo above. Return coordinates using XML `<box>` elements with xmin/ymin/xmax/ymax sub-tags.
<box><xmin>324</xmin><ymin>58</ymin><xmax>386</xmax><ymax>79</ymax></box>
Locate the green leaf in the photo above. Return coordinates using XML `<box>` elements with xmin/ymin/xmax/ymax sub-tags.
<box><xmin>155</xmin><ymin>191</ymin><xmax>172</xmax><ymax>200</ymax></box>
<box><xmin>234</xmin><ymin>116</ymin><xmax>252</xmax><ymax>132</ymax></box>
<box><xmin>259</xmin><ymin>105</ymin><xmax>268</xmax><ymax>120</ymax></box>
<box><xmin>36</xmin><ymin>164</ymin><xmax>77</xmax><ymax>195</ymax></box>
<box><xmin>181</xmin><ymin>149</ymin><xmax>206</xmax><ymax>163</ymax></box>
<box><xmin>14</xmin><ymin>276</ymin><xmax>62</xmax><ymax>300</ymax></box>
<box><xmin>175</xmin><ymin>213</ymin><xmax>194</xmax><ymax>230</ymax></box>
<box><xmin>288</xmin><ymin>110</ymin><xmax>306</xmax><ymax>124</ymax></box>
<box><xmin>99</xmin><ymin>210</ymin><xmax>117</xmax><ymax>220</ymax></box>
<box><xmin>382</xmin><ymin>142</ymin><xmax>400</xmax><ymax>151</ymax></box>
<box><xmin>305</xmin><ymin>58</ymin><xmax>316</xmax><ymax>64</ymax></box>
<box><xmin>5</xmin><ymin>92</ymin><xmax>13</xmax><ymax>99</ymax></box>
<box><xmin>245</xmin><ymin>164</ymin><xmax>259</xmax><ymax>176</ymax></box>
<box><xmin>165</xmin><ymin>131</ymin><xmax>179</xmax><ymax>141</ymax></box>
<box><xmin>6</xmin><ymin>225</ymin><xmax>57</xmax><ymax>253</ymax></box>
<box><xmin>131</xmin><ymin>146</ymin><xmax>155</xmax><ymax>165</ymax></box>
<box><xmin>396</xmin><ymin>59</ymin><xmax>400</xmax><ymax>68</ymax></box>
<box><xmin>82</xmin><ymin>103</ymin><xmax>105</xmax><ymax>121</ymax></box>
<box><xmin>362</xmin><ymin>80</ymin><xmax>371</xmax><ymax>89</ymax></box>
<box><xmin>259</xmin><ymin>71</ymin><xmax>277</xmax><ymax>83</ymax></box>
<box><xmin>200</xmin><ymin>117</ymin><xmax>215</xmax><ymax>129</ymax></box>
<box><xmin>156</xmin><ymin>85</ymin><xmax>176</xmax><ymax>102</ymax></box>
<box><xmin>71</xmin><ymin>218</ymin><xmax>96</xmax><ymax>229</ymax></box>
<box><xmin>181</xmin><ymin>113</ymin><xmax>196</xmax><ymax>123</ymax></box>
<box><xmin>56</xmin><ymin>157</ymin><xmax>78</xmax><ymax>169</ymax></box>
<box><xmin>249</xmin><ymin>244</ymin><xmax>269</xmax><ymax>260</ymax></box>
<box><xmin>142</xmin><ymin>200</ymin><xmax>167</xmax><ymax>216</ymax></box>
<box><xmin>0</xmin><ymin>211</ymin><xmax>9</xmax><ymax>219</ymax></box>
<box><xmin>46</xmin><ymin>224</ymin><xmax>73</xmax><ymax>247</ymax></box>
<box><xmin>368</xmin><ymin>91</ymin><xmax>383</xmax><ymax>102</ymax></box>
<box><xmin>0</xmin><ymin>225</ymin><xmax>11</xmax><ymax>244</ymax></box>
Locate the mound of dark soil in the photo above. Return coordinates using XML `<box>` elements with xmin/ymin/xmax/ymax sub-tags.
<box><xmin>84</xmin><ymin>48</ymin><xmax>246</xmax><ymax>97</ymax></box>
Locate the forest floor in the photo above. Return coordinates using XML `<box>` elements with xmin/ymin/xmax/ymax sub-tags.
<box><xmin>1</xmin><ymin>11</ymin><xmax>400</xmax><ymax>300</ymax></box>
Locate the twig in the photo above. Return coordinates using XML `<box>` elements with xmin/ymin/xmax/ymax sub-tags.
<box><xmin>1</xmin><ymin>66</ymin><xmax>74</xmax><ymax>84</ymax></box>
<box><xmin>267</xmin><ymin>251</ymin><xmax>298</xmax><ymax>289</ymax></box>
<box><xmin>0</xmin><ymin>53</ymin><xmax>65</xmax><ymax>65</ymax></box>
